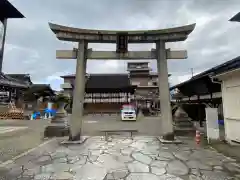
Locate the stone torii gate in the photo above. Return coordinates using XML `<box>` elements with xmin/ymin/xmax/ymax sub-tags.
<box><xmin>49</xmin><ymin>23</ymin><xmax>195</xmax><ymax>141</ymax></box>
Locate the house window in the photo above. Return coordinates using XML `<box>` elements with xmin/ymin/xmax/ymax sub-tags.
<box><xmin>132</xmin><ymin>81</ymin><xmax>140</xmax><ymax>86</ymax></box>
<box><xmin>152</xmin><ymin>82</ymin><xmax>157</xmax><ymax>86</ymax></box>
<box><xmin>116</xmin><ymin>34</ymin><xmax>128</xmax><ymax>53</ymax></box>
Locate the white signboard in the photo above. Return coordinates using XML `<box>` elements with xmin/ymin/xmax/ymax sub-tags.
<box><xmin>47</xmin><ymin>102</ymin><xmax>53</xmax><ymax>110</ymax></box>
<box><xmin>205</xmin><ymin>108</ymin><xmax>220</xmax><ymax>142</ymax></box>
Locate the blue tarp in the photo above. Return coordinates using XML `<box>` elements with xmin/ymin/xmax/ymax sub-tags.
<box><xmin>44</xmin><ymin>108</ymin><xmax>57</xmax><ymax>116</ymax></box>
<box><xmin>218</xmin><ymin>119</ymin><xmax>224</xmax><ymax>125</ymax></box>
<box><xmin>32</xmin><ymin>112</ymin><xmax>41</xmax><ymax>119</ymax></box>
<box><xmin>32</xmin><ymin>109</ymin><xmax>57</xmax><ymax>120</ymax></box>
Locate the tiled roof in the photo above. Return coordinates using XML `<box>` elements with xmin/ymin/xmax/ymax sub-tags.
<box><xmin>24</xmin><ymin>84</ymin><xmax>55</xmax><ymax>96</ymax></box>
<box><xmin>6</xmin><ymin>74</ymin><xmax>33</xmax><ymax>86</ymax></box>
<box><xmin>61</xmin><ymin>73</ymin><xmax>127</xmax><ymax>78</ymax></box>
<box><xmin>61</xmin><ymin>72</ymin><xmax>171</xmax><ymax>78</ymax></box>
<box><xmin>229</xmin><ymin>12</ymin><xmax>240</xmax><ymax>22</ymax></box>
<box><xmin>86</xmin><ymin>74</ymin><xmax>131</xmax><ymax>89</ymax></box>
<box><xmin>0</xmin><ymin>0</ymin><xmax>24</xmax><ymax>20</ymax></box>
<box><xmin>0</xmin><ymin>73</ymin><xmax>29</xmax><ymax>88</ymax></box>
<box><xmin>170</xmin><ymin>56</ymin><xmax>240</xmax><ymax>91</ymax></box>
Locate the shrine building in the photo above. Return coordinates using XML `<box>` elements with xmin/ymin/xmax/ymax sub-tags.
<box><xmin>60</xmin><ymin>62</ymin><xmax>169</xmax><ymax>114</ymax></box>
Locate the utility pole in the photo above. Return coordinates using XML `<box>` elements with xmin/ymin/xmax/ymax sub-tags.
<box><xmin>0</xmin><ymin>0</ymin><xmax>25</xmax><ymax>72</ymax></box>
<box><xmin>191</xmin><ymin>68</ymin><xmax>194</xmax><ymax>78</ymax></box>
<box><xmin>0</xmin><ymin>19</ymin><xmax>7</xmax><ymax>72</ymax></box>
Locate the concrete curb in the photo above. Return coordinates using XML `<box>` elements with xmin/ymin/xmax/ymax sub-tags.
<box><xmin>157</xmin><ymin>136</ymin><xmax>183</xmax><ymax>144</ymax></box>
<box><xmin>60</xmin><ymin>136</ymin><xmax>89</xmax><ymax>145</ymax></box>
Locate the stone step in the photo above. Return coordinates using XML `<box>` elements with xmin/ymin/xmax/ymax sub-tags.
<box><xmin>174</xmin><ymin>118</ymin><xmax>193</xmax><ymax>122</ymax></box>
<box><xmin>174</xmin><ymin>121</ymin><xmax>194</xmax><ymax>127</ymax></box>
<box><xmin>44</xmin><ymin>125</ymin><xmax>69</xmax><ymax>138</ymax></box>
<box><xmin>175</xmin><ymin>121</ymin><xmax>194</xmax><ymax>124</ymax></box>
<box><xmin>51</xmin><ymin>118</ymin><xmax>68</xmax><ymax>124</ymax></box>
<box><xmin>175</xmin><ymin>124</ymin><xmax>194</xmax><ymax>128</ymax></box>
<box><xmin>174</xmin><ymin>128</ymin><xmax>196</xmax><ymax>136</ymax></box>
<box><xmin>174</xmin><ymin>120</ymin><xmax>193</xmax><ymax>124</ymax></box>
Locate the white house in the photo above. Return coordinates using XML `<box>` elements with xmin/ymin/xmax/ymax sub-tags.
<box><xmin>214</xmin><ymin>68</ymin><xmax>240</xmax><ymax>144</ymax></box>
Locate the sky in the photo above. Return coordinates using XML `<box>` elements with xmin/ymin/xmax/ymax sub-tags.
<box><xmin>3</xmin><ymin>0</ymin><xmax>240</xmax><ymax>90</ymax></box>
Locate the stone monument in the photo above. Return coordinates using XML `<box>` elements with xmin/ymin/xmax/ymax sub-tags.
<box><xmin>52</xmin><ymin>102</ymin><xmax>67</xmax><ymax>119</ymax></box>
<box><xmin>173</xmin><ymin>106</ymin><xmax>195</xmax><ymax>135</ymax></box>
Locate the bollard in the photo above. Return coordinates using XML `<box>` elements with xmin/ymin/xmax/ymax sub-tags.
<box><xmin>44</xmin><ymin>113</ymin><xmax>47</xmax><ymax>120</ymax></box>
<box><xmin>30</xmin><ymin>114</ymin><xmax>34</xmax><ymax>120</ymax></box>
<box><xmin>195</xmin><ymin>130</ymin><xmax>201</xmax><ymax>145</ymax></box>
<box><xmin>49</xmin><ymin>112</ymin><xmax>52</xmax><ymax>119</ymax></box>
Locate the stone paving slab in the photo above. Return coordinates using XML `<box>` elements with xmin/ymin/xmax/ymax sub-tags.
<box><xmin>0</xmin><ymin>136</ymin><xmax>240</xmax><ymax>180</ymax></box>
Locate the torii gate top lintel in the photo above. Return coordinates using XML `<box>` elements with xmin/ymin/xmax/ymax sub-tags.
<box><xmin>49</xmin><ymin>22</ymin><xmax>196</xmax><ymax>43</ymax></box>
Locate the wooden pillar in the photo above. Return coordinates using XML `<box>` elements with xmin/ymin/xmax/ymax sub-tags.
<box><xmin>8</xmin><ymin>87</ymin><xmax>12</xmax><ymax>102</ymax></box>
<box><xmin>199</xmin><ymin>104</ymin><xmax>204</xmax><ymax>127</ymax></box>
<box><xmin>69</xmin><ymin>40</ymin><xmax>87</xmax><ymax>141</ymax></box>
<box><xmin>15</xmin><ymin>88</ymin><xmax>20</xmax><ymax>105</ymax></box>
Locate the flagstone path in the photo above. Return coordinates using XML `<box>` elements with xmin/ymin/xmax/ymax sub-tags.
<box><xmin>0</xmin><ymin>136</ymin><xmax>240</xmax><ymax>180</ymax></box>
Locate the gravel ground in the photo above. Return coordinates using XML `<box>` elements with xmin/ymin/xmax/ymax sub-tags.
<box><xmin>0</xmin><ymin>120</ymin><xmax>51</xmax><ymax>163</ymax></box>
<box><xmin>82</xmin><ymin>115</ymin><xmax>163</xmax><ymax>136</ymax></box>
<box><xmin>0</xmin><ymin>116</ymin><xmax>163</xmax><ymax>163</ymax></box>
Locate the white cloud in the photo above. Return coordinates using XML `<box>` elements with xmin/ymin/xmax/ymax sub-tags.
<box><xmin>33</xmin><ymin>75</ymin><xmax>63</xmax><ymax>91</ymax></box>
<box><xmin>170</xmin><ymin>70</ymin><xmax>202</xmax><ymax>86</ymax></box>
<box><xmin>3</xmin><ymin>0</ymin><xmax>240</xmax><ymax>90</ymax></box>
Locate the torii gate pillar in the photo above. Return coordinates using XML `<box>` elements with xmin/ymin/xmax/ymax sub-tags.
<box><xmin>69</xmin><ymin>41</ymin><xmax>87</xmax><ymax>141</ymax></box>
<box><xmin>157</xmin><ymin>41</ymin><xmax>174</xmax><ymax>140</ymax></box>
